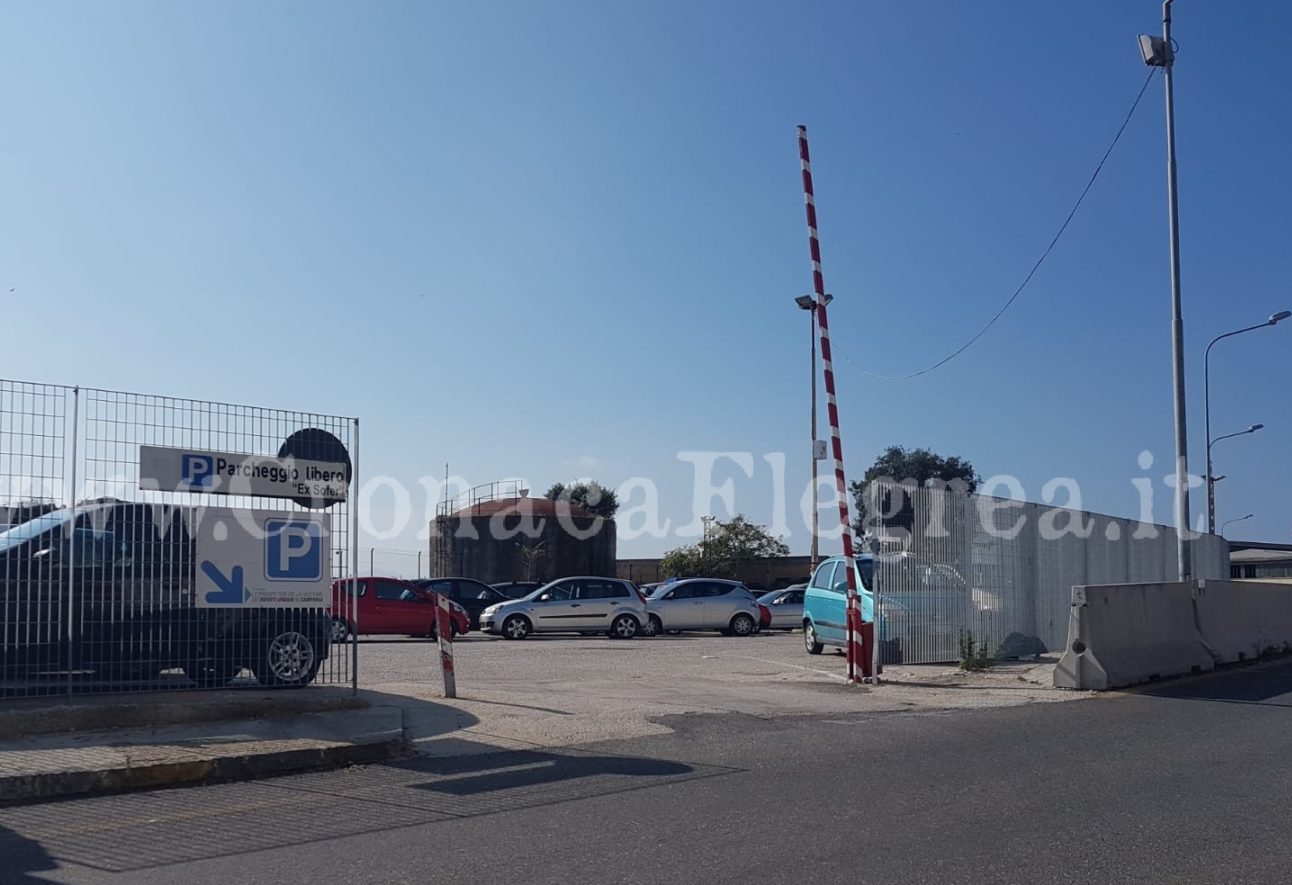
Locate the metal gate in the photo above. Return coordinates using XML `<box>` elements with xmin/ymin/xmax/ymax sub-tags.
<box><xmin>868</xmin><ymin>481</ymin><xmax>1230</xmax><ymax>664</ymax></box>
<box><xmin>0</xmin><ymin>380</ymin><xmax>359</xmax><ymax>698</ymax></box>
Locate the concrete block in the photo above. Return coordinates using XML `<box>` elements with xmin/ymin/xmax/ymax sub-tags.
<box><xmin>1054</xmin><ymin>582</ymin><xmax>1214</xmax><ymax>690</ymax></box>
<box><xmin>1194</xmin><ymin>579</ymin><xmax>1292</xmax><ymax>664</ymax></box>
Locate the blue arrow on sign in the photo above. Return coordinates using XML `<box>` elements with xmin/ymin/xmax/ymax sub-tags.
<box><xmin>201</xmin><ymin>561</ymin><xmax>250</xmax><ymax>605</ymax></box>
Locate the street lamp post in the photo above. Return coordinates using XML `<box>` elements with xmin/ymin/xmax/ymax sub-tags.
<box><xmin>1140</xmin><ymin>1</ymin><xmax>1191</xmax><ymax>579</ymax></box>
<box><xmin>1204</xmin><ymin>311</ymin><xmax>1290</xmax><ymax>533</ymax></box>
<box><xmin>1220</xmin><ymin>513</ymin><xmax>1253</xmax><ymax>538</ymax></box>
<box><xmin>796</xmin><ymin>292</ymin><xmax>832</xmax><ymax>573</ymax></box>
<box><xmin>1206</xmin><ymin>423</ymin><xmax>1263</xmax><ymax>531</ymax></box>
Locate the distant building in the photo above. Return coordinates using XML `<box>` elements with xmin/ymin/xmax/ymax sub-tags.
<box><xmin>1228</xmin><ymin>541</ymin><xmax>1292</xmax><ymax>581</ymax></box>
<box><xmin>618</xmin><ymin>555</ymin><xmax>812</xmax><ymax>591</ymax></box>
<box><xmin>430</xmin><ymin>484</ymin><xmax>615</xmax><ymax>583</ymax></box>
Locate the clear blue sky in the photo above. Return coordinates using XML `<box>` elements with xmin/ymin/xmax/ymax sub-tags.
<box><xmin>2</xmin><ymin>1</ymin><xmax>1289</xmax><ymax>557</ymax></box>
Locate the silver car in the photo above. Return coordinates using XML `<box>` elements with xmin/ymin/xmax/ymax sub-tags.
<box><xmin>479</xmin><ymin>576</ymin><xmax>646</xmax><ymax>640</ymax></box>
<box><xmin>757</xmin><ymin>585</ymin><xmax>806</xmax><ymax>630</ymax></box>
<box><xmin>643</xmin><ymin>579</ymin><xmax>762</xmax><ymax>637</ymax></box>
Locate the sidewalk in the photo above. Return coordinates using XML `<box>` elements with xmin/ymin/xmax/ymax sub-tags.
<box><xmin>0</xmin><ymin>689</ymin><xmax>426</xmax><ymax>804</ymax></box>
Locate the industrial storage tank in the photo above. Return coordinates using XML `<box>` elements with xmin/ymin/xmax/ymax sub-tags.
<box><xmin>429</xmin><ymin>491</ymin><xmax>616</xmax><ymax>584</ymax></box>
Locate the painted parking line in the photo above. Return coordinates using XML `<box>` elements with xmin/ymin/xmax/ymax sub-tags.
<box><xmin>700</xmin><ymin>654</ymin><xmax>851</xmax><ymax>682</ymax></box>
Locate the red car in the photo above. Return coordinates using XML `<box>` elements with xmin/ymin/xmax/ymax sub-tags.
<box><xmin>329</xmin><ymin>577</ymin><xmax>470</xmax><ymax>642</ymax></box>
<box><xmin>757</xmin><ymin>603</ymin><xmax>772</xmax><ymax>631</ymax></box>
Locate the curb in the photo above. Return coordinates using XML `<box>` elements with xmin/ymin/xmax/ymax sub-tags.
<box><xmin>0</xmin><ymin>690</ymin><xmax>367</xmax><ymax>740</ymax></box>
<box><xmin>0</xmin><ymin>735</ymin><xmax>408</xmax><ymax>805</ymax></box>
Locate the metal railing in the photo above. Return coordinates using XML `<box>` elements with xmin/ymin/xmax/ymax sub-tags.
<box><xmin>1</xmin><ymin>380</ymin><xmax>359</xmax><ymax>698</ymax></box>
<box><xmin>866</xmin><ymin>481</ymin><xmax>1230</xmax><ymax>664</ymax></box>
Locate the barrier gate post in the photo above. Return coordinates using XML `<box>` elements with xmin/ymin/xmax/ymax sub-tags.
<box><xmin>797</xmin><ymin>125</ymin><xmax>868</xmax><ymax>685</ymax></box>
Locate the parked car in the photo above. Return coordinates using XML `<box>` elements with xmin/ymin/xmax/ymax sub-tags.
<box><xmin>641</xmin><ymin>579</ymin><xmax>763</xmax><ymax>637</ymax></box>
<box><xmin>757</xmin><ymin>585</ymin><xmax>806</xmax><ymax>630</ymax></box>
<box><xmin>330</xmin><ymin>577</ymin><xmax>469</xmax><ymax>640</ymax></box>
<box><xmin>478</xmin><ymin>577</ymin><xmax>646</xmax><ymax>639</ymax></box>
<box><xmin>490</xmin><ymin>581</ymin><xmax>544</xmax><ymax>599</ymax></box>
<box><xmin>412</xmin><ymin>577</ymin><xmax>510</xmax><ymax>629</ymax></box>
<box><xmin>802</xmin><ymin>555</ymin><xmax>968</xmax><ymax>663</ymax></box>
<box><xmin>0</xmin><ymin>500</ymin><xmax>332</xmax><ymax>688</ymax></box>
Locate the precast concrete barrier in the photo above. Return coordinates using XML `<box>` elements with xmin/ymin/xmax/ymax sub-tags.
<box><xmin>1053</xmin><ymin>582</ymin><xmax>1213</xmax><ymax>690</ymax></box>
<box><xmin>1055</xmin><ymin>580</ymin><xmax>1292</xmax><ymax>690</ymax></box>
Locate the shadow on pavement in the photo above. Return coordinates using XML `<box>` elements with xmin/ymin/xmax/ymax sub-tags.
<box><xmin>404</xmin><ymin>746</ymin><xmax>693</xmax><ymax>796</ymax></box>
<box><xmin>0</xmin><ymin>739</ymin><xmax>730</xmax><ymax>873</ymax></box>
<box><xmin>1131</xmin><ymin>658</ymin><xmax>1292</xmax><ymax>707</ymax></box>
<box><xmin>0</xmin><ymin>824</ymin><xmax>58</xmax><ymax>883</ymax></box>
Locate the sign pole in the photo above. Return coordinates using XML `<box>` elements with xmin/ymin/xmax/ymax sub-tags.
<box><xmin>797</xmin><ymin>125</ymin><xmax>866</xmax><ymax>685</ymax></box>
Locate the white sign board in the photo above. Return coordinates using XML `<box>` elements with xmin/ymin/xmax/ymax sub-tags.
<box><xmin>139</xmin><ymin>445</ymin><xmax>348</xmax><ymax>502</ymax></box>
<box><xmin>192</xmin><ymin>508</ymin><xmax>330</xmax><ymax>608</ymax></box>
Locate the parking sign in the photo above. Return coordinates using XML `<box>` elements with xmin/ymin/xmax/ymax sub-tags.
<box><xmin>192</xmin><ymin>508</ymin><xmax>329</xmax><ymax>608</ymax></box>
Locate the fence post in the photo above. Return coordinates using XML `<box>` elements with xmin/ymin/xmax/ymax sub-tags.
<box><xmin>66</xmin><ymin>386</ymin><xmax>79</xmax><ymax>697</ymax></box>
<box><xmin>350</xmin><ymin>418</ymin><xmax>360</xmax><ymax>695</ymax></box>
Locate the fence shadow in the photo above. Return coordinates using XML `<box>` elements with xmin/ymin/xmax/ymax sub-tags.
<box><xmin>0</xmin><ymin>824</ymin><xmax>58</xmax><ymax>883</ymax></box>
<box><xmin>1130</xmin><ymin>657</ymin><xmax>1292</xmax><ymax>708</ymax></box>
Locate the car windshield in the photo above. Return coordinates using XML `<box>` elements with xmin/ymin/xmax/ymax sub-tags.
<box><xmin>756</xmin><ymin>590</ymin><xmax>781</xmax><ymax>604</ymax></box>
<box><xmin>523</xmin><ymin>582</ymin><xmax>561</xmax><ymax>601</ymax></box>
<box><xmin>0</xmin><ymin>509</ymin><xmax>75</xmax><ymax>555</ymax></box>
<box><xmin>649</xmin><ymin>583</ymin><xmax>678</xmax><ymax>597</ymax></box>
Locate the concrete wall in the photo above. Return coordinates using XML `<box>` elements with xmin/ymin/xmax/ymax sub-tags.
<box><xmin>1054</xmin><ymin>579</ymin><xmax>1292</xmax><ymax>690</ymax></box>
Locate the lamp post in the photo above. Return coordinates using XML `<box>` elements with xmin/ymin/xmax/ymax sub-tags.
<box><xmin>1204</xmin><ymin>310</ymin><xmax>1289</xmax><ymax>532</ymax></box>
<box><xmin>1220</xmin><ymin>513</ymin><xmax>1253</xmax><ymax>538</ymax></box>
<box><xmin>796</xmin><ymin>292</ymin><xmax>832</xmax><ymax>573</ymax></box>
<box><xmin>1139</xmin><ymin>1</ymin><xmax>1191</xmax><ymax>579</ymax></box>
<box><xmin>1206</xmin><ymin>423</ymin><xmax>1262</xmax><ymax>532</ymax></box>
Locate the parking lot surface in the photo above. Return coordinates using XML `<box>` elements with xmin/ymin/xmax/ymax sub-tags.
<box><xmin>356</xmin><ymin>631</ymin><xmax>1085</xmax><ymax>752</ymax></box>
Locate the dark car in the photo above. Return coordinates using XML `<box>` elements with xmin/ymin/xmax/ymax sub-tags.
<box><xmin>413</xmin><ymin>577</ymin><xmax>513</xmax><ymax>628</ymax></box>
<box><xmin>489</xmin><ymin>580</ymin><xmax>544</xmax><ymax>600</ymax></box>
<box><xmin>0</xmin><ymin>501</ymin><xmax>331</xmax><ymax>689</ymax></box>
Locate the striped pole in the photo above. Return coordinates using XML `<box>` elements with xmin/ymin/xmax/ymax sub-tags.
<box><xmin>436</xmin><ymin>591</ymin><xmax>457</xmax><ymax>698</ymax></box>
<box><xmin>797</xmin><ymin>125</ymin><xmax>865</xmax><ymax>685</ymax></box>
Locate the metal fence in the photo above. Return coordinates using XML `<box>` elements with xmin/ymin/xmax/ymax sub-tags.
<box><xmin>867</xmin><ymin>481</ymin><xmax>1230</xmax><ymax>664</ymax></box>
<box><xmin>0</xmin><ymin>380</ymin><xmax>359</xmax><ymax>698</ymax></box>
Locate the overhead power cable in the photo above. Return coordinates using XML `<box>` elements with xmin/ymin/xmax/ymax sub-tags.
<box><xmin>847</xmin><ymin>68</ymin><xmax>1158</xmax><ymax>381</ymax></box>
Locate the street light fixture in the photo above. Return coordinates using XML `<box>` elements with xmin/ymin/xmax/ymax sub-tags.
<box><xmin>1220</xmin><ymin>513</ymin><xmax>1254</xmax><ymax>537</ymax></box>
<box><xmin>796</xmin><ymin>292</ymin><xmax>833</xmax><ymax>573</ymax></box>
<box><xmin>1139</xmin><ymin>0</ymin><xmax>1191</xmax><ymax>579</ymax></box>
<box><xmin>1205</xmin><ymin>311</ymin><xmax>1289</xmax><ymax>533</ymax></box>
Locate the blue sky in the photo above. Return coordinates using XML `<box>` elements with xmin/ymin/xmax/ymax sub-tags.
<box><xmin>2</xmin><ymin>1</ymin><xmax>1289</xmax><ymax>557</ymax></box>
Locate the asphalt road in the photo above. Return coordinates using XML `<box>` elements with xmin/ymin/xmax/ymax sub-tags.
<box><xmin>5</xmin><ymin>659</ymin><xmax>1292</xmax><ymax>885</ymax></box>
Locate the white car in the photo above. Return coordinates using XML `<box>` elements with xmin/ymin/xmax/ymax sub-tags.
<box><xmin>479</xmin><ymin>577</ymin><xmax>647</xmax><ymax>640</ymax></box>
<box><xmin>757</xmin><ymin>585</ymin><xmax>806</xmax><ymax>630</ymax></box>
<box><xmin>642</xmin><ymin>579</ymin><xmax>763</xmax><ymax>637</ymax></box>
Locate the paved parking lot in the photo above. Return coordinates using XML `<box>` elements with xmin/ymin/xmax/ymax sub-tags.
<box><xmin>355</xmin><ymin>630</ymin><xmax>1086</xmax><ymax>753</ymax></box>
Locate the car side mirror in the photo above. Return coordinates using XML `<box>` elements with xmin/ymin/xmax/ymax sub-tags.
<box><xmin>663</xmin><ymin>591</ymin><xmax>675</xmax><ymax>600</ymax></box>
<box><xmin>477</xmin><ymin>591</ymin><xmax>491</xmax><ymax>600</ymax></box>
<box><xmin>32</xmin><ymin>546</ymin><xmax>61</xmax><ymax>563</ymax></box>
<box><xmin>538</xmin><ymin>593</ymin><xmax>552</xmax><ymax>602</ymax></box>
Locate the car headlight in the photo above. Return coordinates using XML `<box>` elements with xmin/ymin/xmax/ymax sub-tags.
<box><xmin>482</xmin><ymin>605</ymin><xmax>498</xmax><ymax>616</ymax></box>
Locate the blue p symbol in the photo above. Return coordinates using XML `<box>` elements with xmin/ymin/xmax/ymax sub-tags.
<box><xmin>265</xmin><ymin>519</ymin><xmax>323</xmax><ymax>581</ymax></box>
<box><xmin>182</xmin><ymin>454</ymin><xmax>215</xmax><ymax>488</ymax></box>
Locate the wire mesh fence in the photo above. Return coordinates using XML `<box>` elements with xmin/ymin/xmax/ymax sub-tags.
<box><xmin>0</xmin><ymin>380</ymin><xmax>359</xmax><ymax>698</ymax></box>
<box><xmin>867</xmin><ymin>481</ymin><xmax>1230</xmax><ymax>664</ymax></box>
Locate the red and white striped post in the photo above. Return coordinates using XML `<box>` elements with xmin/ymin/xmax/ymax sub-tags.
<box><xmin>435</xmin><ymin>592</ymin><xmax>457</xmax><ymax>698</ymax></box>
<box><xmin>797</xmin><ymin>125</ymin><xmax>866</xmax><ymax>685</ymax></box>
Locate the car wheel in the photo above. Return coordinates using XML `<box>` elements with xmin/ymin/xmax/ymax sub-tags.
<box><xmin>729</xmin><ymin>613</ymin><xmax>756</xmax><ymax>637</ymax></box>
<box><xmin>643</xmin><ymin>614</ymin><xmax>662</xmax><ymax>637</ymax></box>
<box><xmin>609</xmin><ymin>614</ymin><xmax>639</xmax><ymax>639</ymax></box>
<box><xmin>258</xmin><ymin>629</ymin><xmax>320</xmax><ymax>688</ymax></box>
<box><xmin>804</xmin><ymin>621</ymin><xmax>824</xmax><ymax>655</ymax></box>
<box><xmin>502</xmin><ymin>615</ymin><xmax>532</xmax><ymax>640</ymax></box>
<box><xmin>330</xmin><ymin>619</ymin><xmax>352</xmax><ymax>643</ymax></box>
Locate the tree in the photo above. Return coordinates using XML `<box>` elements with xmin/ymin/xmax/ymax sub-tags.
<box><xmin>850</xmin><ymin>446</ymin><xmax>979</xmax><ymax>533</ymax></box>
<box><xmin>658</xmin><ymin>515</ymin><xmax>791</xmax><ymax>582</ymax></box>
<box><xmin>544</xmin><ymin>480</ymin><xmax>619</xmax><ymax>519</ymax></box>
